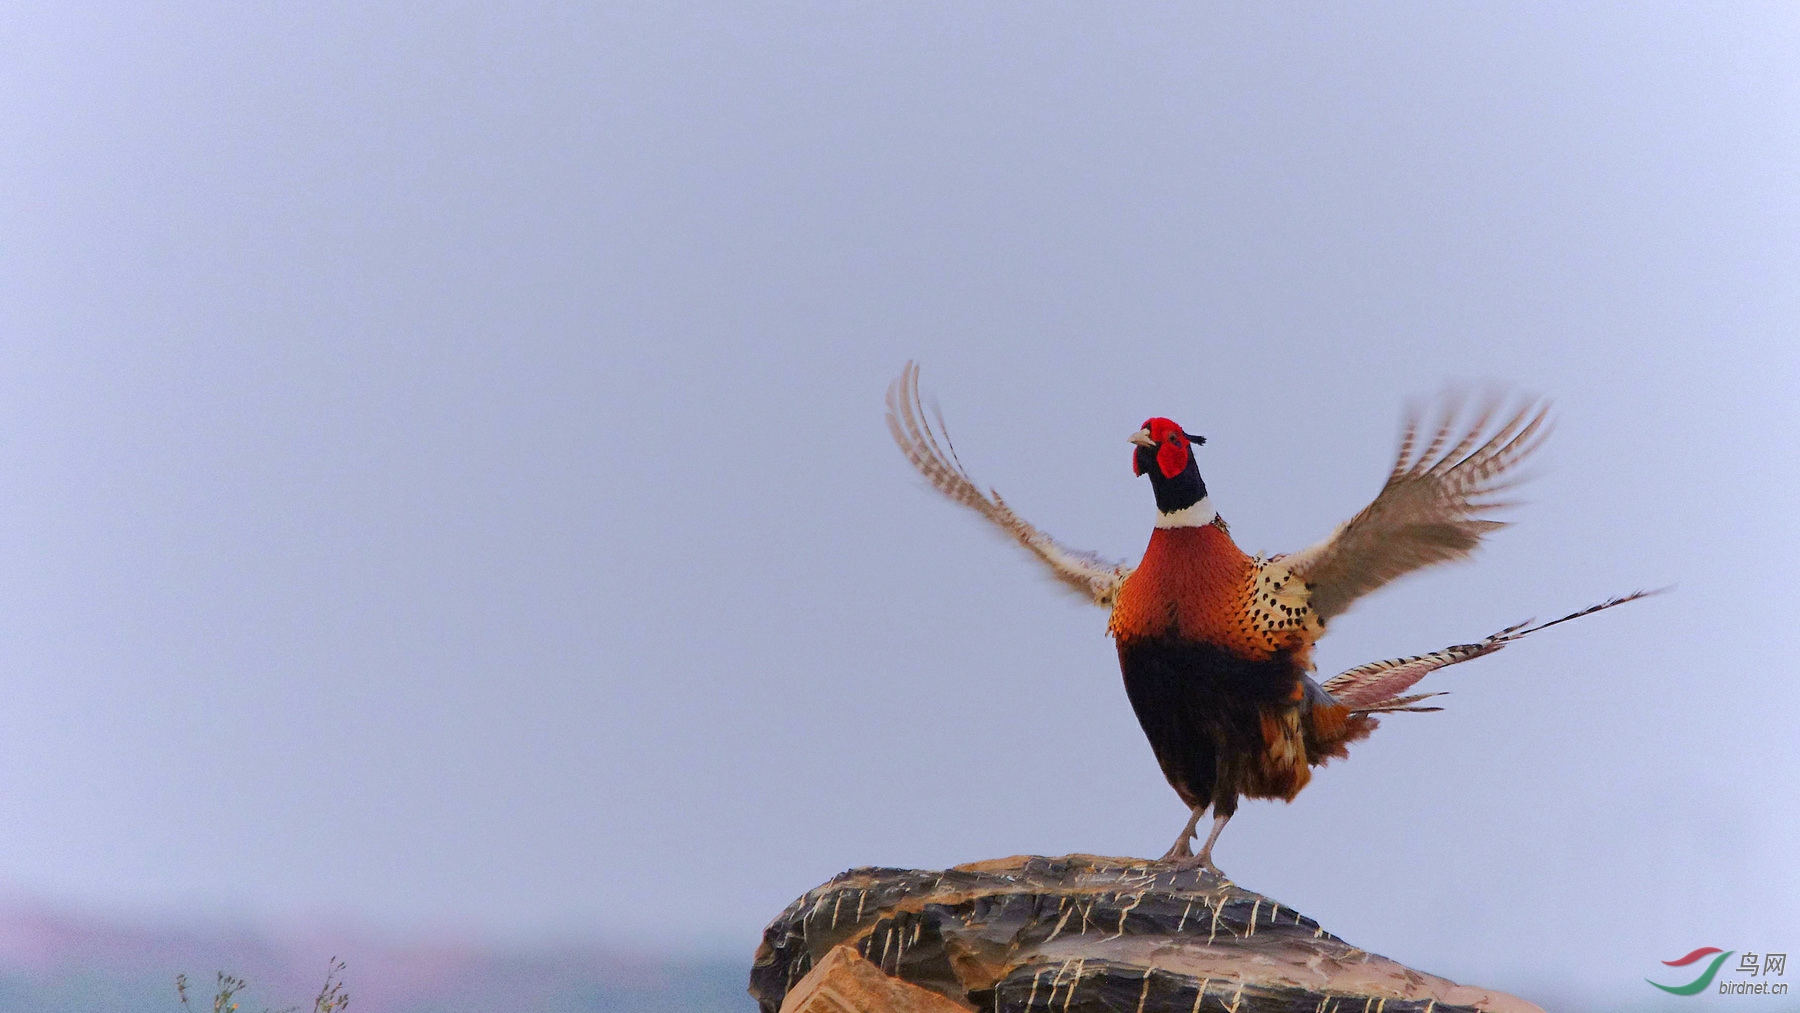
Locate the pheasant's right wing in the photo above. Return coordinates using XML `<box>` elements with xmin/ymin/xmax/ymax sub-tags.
<box><xmin>887</xmin><ymin>362</ymin><xmax>1130</xmax><ymax>607</ymax></box>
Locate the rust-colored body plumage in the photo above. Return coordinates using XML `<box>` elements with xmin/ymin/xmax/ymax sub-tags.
<box><xmin>1110</xmin><ymin>524</ymin><xmax>1305</xmax><ymax>661</ymax></box>
<box><xmin>1109</xmin><ymin>520</ymin><xmax>1371</xmax><ymax>818</ymax></box>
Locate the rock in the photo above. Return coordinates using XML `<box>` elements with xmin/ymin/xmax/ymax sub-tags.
<box><xmin>751</xmin><ymin>854</ymin><xmax>1543</xmax><ymax>1013</ymax></box>
<box><xmin>778</xmin><ymin>944</ymin><xmax>974</xmax><ymax>1013</ymax></box>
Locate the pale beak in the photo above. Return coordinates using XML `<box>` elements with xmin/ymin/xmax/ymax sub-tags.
<box><xmin>1128</xmin><ymin>428</ymin><xmax>1156</xmax><ymax>448</ymax></box>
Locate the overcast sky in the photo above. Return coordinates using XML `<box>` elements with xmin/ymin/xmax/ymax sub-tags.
<box><xmin>1</xmin><ymin>3</ymin><xmax>1796</xmax><ymax>1008</ymax></box>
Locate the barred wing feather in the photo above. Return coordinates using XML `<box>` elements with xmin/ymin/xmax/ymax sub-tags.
<box><xmin>1284</xmin><ymin>391</ymin><xmax>1552</xmax><ymax>622</ymax></box>
<box><xmin>886</xmin><ymin>362</ymin><xmax>1131</xmax><ymax>607</ymax></box>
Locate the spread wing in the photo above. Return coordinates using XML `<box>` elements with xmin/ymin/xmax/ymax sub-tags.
<box><xmin>1282</xmin><ymin>389</ymin><xmax>1552</xmax><ymax>622</ymax></box>
<box><xmin>886</xmin><ymin>362</ymin><xmax>1130</xmax><ymax>607</ymax></box>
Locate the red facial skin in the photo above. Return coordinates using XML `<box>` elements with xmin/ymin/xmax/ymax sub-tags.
<box><xmin>1132</xmin><ymin>417</ymin><xmax>1190</xmax><ymax>479</ymax></box>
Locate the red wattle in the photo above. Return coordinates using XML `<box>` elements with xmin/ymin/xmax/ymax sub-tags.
<box><xmin>1157</xmin><ymin>440</ymin><xmax>1188</xmax><ymax>479</ymax></box>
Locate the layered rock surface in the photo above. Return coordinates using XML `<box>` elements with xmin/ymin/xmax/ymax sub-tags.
<box><xmin>752</xmin><ymin>854</ymin><xmax>1541</xmax><ymax>1013</ymax></box>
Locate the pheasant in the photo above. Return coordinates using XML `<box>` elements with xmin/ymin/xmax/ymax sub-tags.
<box><xmin>886</xmin><ymin>362</ymin><xmax>1647</xmax><ymax>872</ymax></box>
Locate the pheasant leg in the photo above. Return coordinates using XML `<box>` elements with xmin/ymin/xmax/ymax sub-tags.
<box><xmin>1158</xmin><ymin>806</ymin><xmax>1205</xmax><ymax>862</ymax></box>
<box><xmin>1193</xmin><ymin>812</ymin><xmax>1232</xmax><ymax>874</ymax></box>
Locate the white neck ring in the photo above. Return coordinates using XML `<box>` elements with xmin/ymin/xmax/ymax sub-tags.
<box><xmin>1154</xmin><ymin>496</ymin><xmax>1216</xmax><ymax>529</ymax></box>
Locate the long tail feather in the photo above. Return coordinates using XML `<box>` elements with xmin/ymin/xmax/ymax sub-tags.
<box><xmin>1324</xmin><ymin>588</ymin><xmax>1661</xmax><ymax>710</ymax></box>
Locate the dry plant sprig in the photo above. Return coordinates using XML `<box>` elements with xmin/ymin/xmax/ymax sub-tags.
<box><xmin>312</xmin><ymin>957</ymin><xmax>350</xmax><ymax>1013</ymax></box>
<box><xmin>175</xmin><ymin>959</ymin><xmax>349</xmax><ymax>1013</ymax></box>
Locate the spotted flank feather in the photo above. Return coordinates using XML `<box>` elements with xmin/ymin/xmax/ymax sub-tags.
<box><xmin>1247</xmin><ymin>556</ymin><xmax>1322</xmax><ymax>645</ymax></box>
<box><xmin>1282</xmin><ymin>389</ymin><xmax>1553</xmax><ymax>623</ymax></box>
<box><xmin>1323</xmin><ymin>590</ymin><xmax>1659</xmax><ymax>713</ymax></box>
<box><xmin>887</xmin><ymin>362</ymin><xmax>1132</xmax><ymax>606</ymax></box>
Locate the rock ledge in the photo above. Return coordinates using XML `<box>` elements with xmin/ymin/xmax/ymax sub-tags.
<box><xmin>752</xmin><ymin>854</ymin><xmax>1541</xmax><ymax>1013</ymax></box>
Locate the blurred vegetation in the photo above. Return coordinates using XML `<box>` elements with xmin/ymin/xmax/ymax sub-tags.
<box><xmin>176</xmin><ymin>958</ymin><xmax>349</xmax><ymax>1013</ymax></box>
<box><xmin>0</xmin><ymin>956</ymin><xmax>751</xmax><ymax>1013</ymax></box>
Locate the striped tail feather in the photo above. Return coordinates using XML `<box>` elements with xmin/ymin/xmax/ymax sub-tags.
<box><xmin>1353</xmin><ymin>691</ymin><xmax>1448</xmax><ymax>714</ymax></box>
<box><xmin>1323</xmin><ymin>590</ymin><xmax>1659</xmax><ymax>713</ymax></box>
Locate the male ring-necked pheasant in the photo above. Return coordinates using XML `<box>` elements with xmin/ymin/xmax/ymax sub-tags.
<box><xmin>887</xmin><ymin>362</ymin><xmax>1646</xmax><ymax>872</ymax></box>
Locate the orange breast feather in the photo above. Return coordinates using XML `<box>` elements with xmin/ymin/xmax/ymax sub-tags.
<box><xmin>1109</xmin><ymin>526</ymin><xmax>1311</xmax><ymax>661</ymax></box>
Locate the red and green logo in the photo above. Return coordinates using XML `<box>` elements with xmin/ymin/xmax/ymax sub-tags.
<box><xmin>1649</xmin><ymin>948</ymin><xmax>1733</xmax><ymax>995</ymax></box>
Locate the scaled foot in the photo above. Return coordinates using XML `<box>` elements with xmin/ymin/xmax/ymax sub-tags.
<box><xmin>1157</xmin><ymin>806</ymin><xmax>1204</xmax><ymax>862</ymax></box>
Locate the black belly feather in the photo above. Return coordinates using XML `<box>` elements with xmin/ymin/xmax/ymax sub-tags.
<box><xmin>1115</xmin><ymin>635</ymin><xmax>1303</xmax><ymax>816</ymax></box>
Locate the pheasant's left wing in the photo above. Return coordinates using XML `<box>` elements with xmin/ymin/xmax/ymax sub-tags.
<box><xmin>886</xmin><ymin>362</ymin><xmax>1131</xmax><ymax>607</ymax></box>
<box><xmin>1281</xmin><ymin>390</ymin><xmax>1552</xmax><ymax>623</ymax></box>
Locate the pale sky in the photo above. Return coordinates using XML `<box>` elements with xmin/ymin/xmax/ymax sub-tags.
<box><xmin>2</xmin><ymin>4</ymin><xmax>1797</xmax><ymax>1008</ymax></box>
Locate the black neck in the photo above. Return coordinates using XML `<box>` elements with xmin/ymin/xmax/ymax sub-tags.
<box><xmin>1136</xmin><ymin>446</ymin><xmax>1208</xmax><ymax>514</ymax></box>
